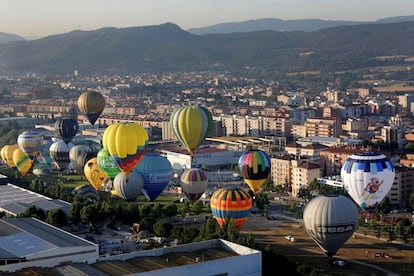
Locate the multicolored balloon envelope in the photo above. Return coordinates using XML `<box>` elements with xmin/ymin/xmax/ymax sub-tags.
<box><xmin>238</xmin><ymin>149</ymin><xmax>271</xmax><ymax>194</ymax></box>
<box><xmin>97</xmin><ymin>148</ymin><xmax>121</xmax><ymax>180</ymax></box>
<box><xmin>210</xmin><ymin>187</ymin><xmax>252</xmax><ymax>228</ymax></box>
<box><xmin>169</xmin><ymin>106</ymin><xmax>213</xmax><ymax>155</ymax></box>
<box><xmin>303</xmin><ymin>194</ymin><xmax>359</xmax><ymax>257</ymax></box>
<box><xmin>134</xmin><ymin>153</ymin><xmax>172</xmax><ymax>202</ymax></box>
<box><xmin>340</xmin><ymin>152</ymin><xmax>395</xmax><ymax>210</ymax></box>
<box><xmin>55</xmin><ymin>117</ymin><xmax>79</xmax><ymax>144</ymax></box>
<box><xmin>180</xmin><ymin>168</ymin><xmax>208</xmax><ymax>202</ymax></box>
<box><xmin>84</xmin><ymin>157</ymin><xmax>108</xmax><ymax>190</ymax></box>
<box><xmin>102</xmin><ymin>122</ymin><xmax>148</xmax><ymax>176</ymax></box>
<box><xmin>113</xmin><ymin>172</ymin><xmax>143</xmax><ymax>201</ymax></box>
<box><xmin>13</xmin><ymin>148</ymin><xmax>33</xmax><ymax>176</ymax></box>
<box><xmin>1</xmin><ymin>144</ymin><xmax>19</xmax><ymax>167</ymax></box>
<box><xmin>17</xmin><ymin>130</ymin><xmax>43</xmax><ymax>159</ymax></box>
<box><xmin>77</xmin><ymin>91</ymin><xmax>105</xmax><ymax>125</ymax></box>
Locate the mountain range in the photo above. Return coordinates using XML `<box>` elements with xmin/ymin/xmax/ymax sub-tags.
<box><xmin>0</xmin><ymin>32</ymin><xmax>25</xmax><ymax>44</ymax></box>
<box><xmin>1</xmin><ymin>18</ymin><xmax>414</xmax><ymax>75</ymax></box>
<box><xmin>187</xmin><ymin>15</ymin><xmax>414</xmax><ymax>34</ymax></box>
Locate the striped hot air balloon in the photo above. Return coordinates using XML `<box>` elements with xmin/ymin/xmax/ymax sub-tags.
<box><xmin>17</xmin><ymin>130</ymin><xmax>43</xmax><ymax>160</ymax></box>
<box><xmin>180</xmin><ymin>168</ymin><xmax>208</xmax><ymax>202</ymax></box>
<box><xmin>210</xmin><ymin>187</ymin><xmax>252</xmax><ymax>228</ymax></box>
<box><xmin>169</xmin><ymin>106</ymin><xmax>213</xmax><ymax>155</ymax></box>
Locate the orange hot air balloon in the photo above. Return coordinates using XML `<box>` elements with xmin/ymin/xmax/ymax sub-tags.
<box><xmin>210</xmin><ymin>187</ymin><xmax>252</xmax><ymax>228</ymax></box>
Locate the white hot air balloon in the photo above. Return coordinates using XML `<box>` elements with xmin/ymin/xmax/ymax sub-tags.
<box><xmin>341</xmin><ymin>152</ymin><xmax>395</xmax><ymax>211</ymax></box>
<box><xmin>113</xmin><ymin>172</ymin><xmax>143</xmax><ymax>201</ymax></box>
<box><xmin>303</xmin><ymin>194</ymin><xmax>359</xmax><ymax>258</ymax></box>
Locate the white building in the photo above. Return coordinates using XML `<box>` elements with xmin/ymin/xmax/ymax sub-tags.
<box><xmin>159</xmin><ymin>146</ymin><xmax>240</xmax><ymax>172</ymax></box>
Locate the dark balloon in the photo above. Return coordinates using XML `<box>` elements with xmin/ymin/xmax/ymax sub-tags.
<box><xmin>77</xmin><ymin>91</ymin><xmax>105</xmax><ymax>125</ymax></box>
<box><xmin>75</xmin><ymin>151</ymin><xmax>97</xmax><ymax>176</ymax></box>
<box><xmin>55</xmin><ymin>118</ymin><xmax>79</xmax><ymax>144</ymax></box>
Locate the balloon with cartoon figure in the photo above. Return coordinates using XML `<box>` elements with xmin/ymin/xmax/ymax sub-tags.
<box><xmin>341</xmin><ymin>152</ymin><xmax>395</xmax><ymax>211</ymax></box>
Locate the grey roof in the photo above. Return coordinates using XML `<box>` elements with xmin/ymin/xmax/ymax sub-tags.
<box><xmin>0</xmin><ymin>231</ymin><xmax>55</xmax><ymax>258</ymax></box>
<box><xmin>4</xmin><ymin>218</ymin><xmax>95</xmax><ymax>248</ymax></box>
<box><xmin>0</xmin><ymin>184</ymin><xmax>70</xmax><ymax>215</ymax></box>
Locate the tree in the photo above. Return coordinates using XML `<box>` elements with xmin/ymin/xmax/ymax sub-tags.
<box><xmin>153</xmin><ymin>221</ymin><xmax>173</xmax><ymax>237</ymax></box>
<box><xmin>376</xmin><ymin>197</ymin><xmax>391</xmax><ymax>215</ymax></box>
<box><xmin>139</xmin><ymin>217</ymin><xmax>155</xmax><ymax>232</ymax></box>
<box><xmin>80</xmin><ymin>204</ymin><xmax>99</xmax><ymax>224</ymax></box>
<box><xmin>191</xmin><ymin>200</ymin><xmax>204</xmax><ymax>215</ymax></box>
<box><xmin>162</xmin><ymin>204</ymin><xmax>177</xmax><ymax>217</ymax></box>
<box><xmin>395</xmin><ymin>221</ymin><xmax>405</xmax><ymax>238</ymax></box>
<box><xmin>409</xmin><ymin>193</ymin><xmax>414</xmax><ymax>211</ymax></box>
<box><xmin>255</xmin><ymin>192</ymin><xmax>269</xmax><ymax>210</ymax></box>
<box><xmin>298</xmin><ymin>187</ymin><xmax>312</xmax><ymax>201</ymax></box>
<box><xmin>46</xmin><ymin>208</ymin><xmax>67</xmax><ymax>227</ymax></box>
<box><xmin>19</xmin><ymin>205</ymin><xmax>46</xmax><ymax>221</ymax></box>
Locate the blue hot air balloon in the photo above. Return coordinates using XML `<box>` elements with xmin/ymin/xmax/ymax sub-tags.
<box><xmin>55</xmin><ymin>118</ymin><xmax>79</xmax><ymax>144</ymax></box>
<box><xmin>134</xmin><ymin>153</ymin><xmax>173</xmax><ymax>202</ymax></box>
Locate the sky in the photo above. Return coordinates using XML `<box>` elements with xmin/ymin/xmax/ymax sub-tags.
<box><xmin>1</xmin><ymin>0</ymin><xmax>413</xmax><ymax>39</ymax></box>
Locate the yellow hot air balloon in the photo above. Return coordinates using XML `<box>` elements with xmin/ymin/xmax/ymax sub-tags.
<box><xmin>169</xmin><ymin>106</ymin><xmax>213</xmax><ymax>155</ymax></box>
<box><xmin>77</xmin><ymin>91</ymin><xmax>105</xmax><ymax>125</ymax></box>
<box><xmin>102</xmin><ymin>122</ymin><xmax>148</xmax><ymax>176</ymax></box>
<box><xmin>84</xmin><ymin>157</ymin><xmax>108</xmax><ymax>190</ymax></box>
<box><xmin>13</xmin><ymin>148</ymin><xmax>33</xmax><ymax>176</ymax></box>
<box><xmin>1</xmin><ymin>144</ymin><xmax>19</xmax><ymax>167</ymax></box>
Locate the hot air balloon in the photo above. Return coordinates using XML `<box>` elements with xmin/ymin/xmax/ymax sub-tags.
<box><xmin>39</xmin><ymin>140</ymin><xmax>53</xmax><ymax>165</ymax></box>
<box><xmin>102</xmin><ymin>122</ymin><xmax>148</xmax><ymax>176</ymax></box>
<box><xmin>49</xmin><ymin>140</ymin><xmax>73</xmax><ymax>171</ymax></box>
<box><xmin>84</xmin><ymin>157</ymin><xmax>108</xmax><ymax>190</ymax></box>
<box><xmin>72</xmin><ymin>184</ymin><xmax>100</xmax><ymax>202</ymax></box>
<box><xmin>134</xmin><ymin>153</ymin><xmax>173</xmax><ymax>202</ymax></box>
<box><xmin>97</xmin><ymin>148</ymin><xmax>121</xmax><ymax>180</ymax></box>
<box><xmin>210</xmin><ymin>187</ymin><xmax>252</xmax><ymax>228</ymax></box>
<box><xmin>169</xmin><ymin>106</ymin><xmax>213</xmax><ymax>155</ymax></box>
<box><xmin>303</xmin><ymin>194</ymin><xmax>359</xmax><ymax>258</ymax></box>
<box><xmin>238</xmin><ymin>149</ymin><xmax>271</xmax><ymax>194</ymax></box>
<box><xmin>55</xmin><ymin>118</ymin><xmax>79</xmax><ymax>144</ymax></box>
<box><xmin>180</xmin><ymin>168</ymin><xmax>208</xmax><ymax>202</ymax></box>
<box><xmin>17</xmin><ymin>130</ymin><xmax>43</xmax><ymax>159</ymax></box>
<box><xmin>75</xmin><ymin>151</ymin><xmax>97</xmax><ymax>176</ymax></box>
<box><xmin>69</xmin><ymin>145</ymin><xmax>92</xmax><ymax>173</ymax></box>
<box><xmin>32</xmin><ymin>163</ymin><xmax>52</xmax><ymax>177</ymax></box>
<box><xmin>77</xmin><ymin>91</ymin><xmax>105</xmax><ymax>125</ymax></box>
<box><xmin>13</xmin><ymin>148</ymin><xmax>33</xmax><ymax>176</ymax></box>
<box><xmin>113</xmin><ymin>172</ymin><xmax>144</xmax><ymax>201</ymax></box>
<box><xmin>341</xmin><ymin>152</ymin><xmax>395</xmax><ymax>211</ymax></box>
<box><xmin>1</xmin><ymin>144</ymin><xmax>19</xmax><ymax>167</ymax></box>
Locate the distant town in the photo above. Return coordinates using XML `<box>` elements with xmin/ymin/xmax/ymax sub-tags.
<box><xmin>1</xmin><ymin>70</ymin><xmax>414</xmax><ymax>275</ymax></box>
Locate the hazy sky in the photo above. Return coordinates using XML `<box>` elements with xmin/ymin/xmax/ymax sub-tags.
<box><xmin>1</xmin><ymin>0</ymin><xmax>413</xmax><ymax>38</ymax></box>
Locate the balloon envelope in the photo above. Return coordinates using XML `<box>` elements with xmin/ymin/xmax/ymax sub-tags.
<box><xmin>169</xmin><ymin>106</ymin><xmax>213</xmax><ymax>155</ymax></box>
<box><xmin>102</xmin><ymin>122</ymin><xmax>148</xmax><ymax>175</ymax></box>
<box><xmin>32</xmin><ymin>163</ymin><xmax>52</xmax><ymax>177</ymax></box>
<box><xmin>180</xmin><ymin>168</ymin><xmax>208</xmax><ymax>202</ymax></box>
<box><xmin>17</xmin><ymin>130</ymin><xmax>43</xmax><ymax>159</ymax></box>
<box><xmin>210</xmin><ymin>187</ymin><xmax>252</xmax><ymax>228</ymax></box>
<box><xmin>1</xmin><ymin>144</ymin><xmax>19</xmax><ymax>167</ymax></box>
<box><xmin>134</xmin><ymin>153</ymin><xmax>172</xmax><ymax>202</ymax></box>
<box><xmin>13</xmin><ymin>148</ymin><xmax>33</xmax><ymax>176</ymax></box>
<box><xmin>77</xmin><ymin>91</ymin><xmax>105</xmax><ymax>125</ymax></box>
<box><xmin>97</xmin><ymin>148</ymin><xmax>121</xmax><ymax>180</ymax></box>
<box><xmin>341</xmin><ymin>152</ymin><xmax>395</xmax><ymax>210</ymax></box>
<box><xmin>113</xmin><ymin>172</ymin><xmax>143</xmax><ymax>201</ymax></box>
<box><xmin>303</xmin><ymin>194</ymin><xmax>359</xmax><ymax>257</ymax></box>
<box><xmin>49</xmin><ymin>141</ymin><xmax>73</xmax><ymax>171</ymax></box>
<box><xmin>238</xmin><ymin>149</ymin><xmax>271</xmax><ymax>193</ymax></box>
<box><xmin>55</xmin><ymin>118</ymin><xmax>79</xmax><ymax>144</ymax></box>
<box><xmin>84</xmin><ymin>157</ymin><xmax>108</xmax><ymax>190</ymax></box>
<box><xmin>75</xmin><ymin>151</ymin><xmax>97</xmax><ymax>176</ymax></box>
<box><xmin>69</xmin><ymin>145</ymin><xmax>92</xmax><ymax>173</ymax></box>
